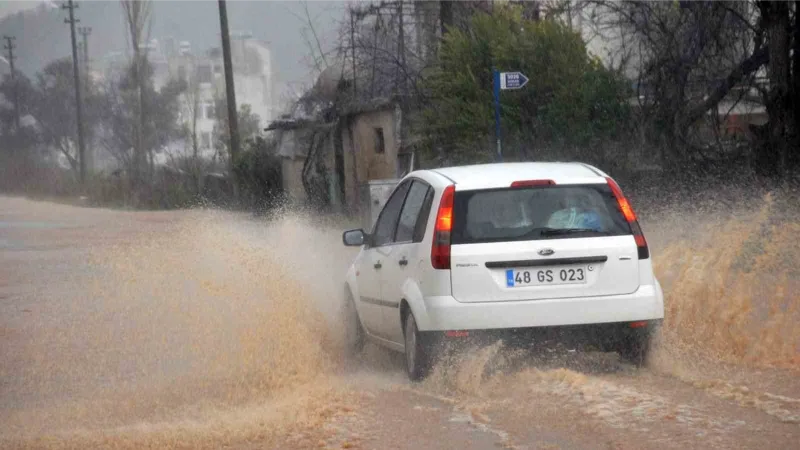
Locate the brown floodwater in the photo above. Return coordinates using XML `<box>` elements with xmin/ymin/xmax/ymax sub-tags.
<box><xmin>0</xmin><ymin>191</ymin><xmax>797</xmax><ymax>449</ymax></box>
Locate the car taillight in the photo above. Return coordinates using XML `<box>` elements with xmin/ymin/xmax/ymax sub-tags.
<box><xmin>431</xmin><ymin>184</ymin><xmax>455</xmax><ymax>270</ymax></box>
<box><xmin>606</xmin><ymin>177</ymin><xmax>649</xmax><ymax>260</ymax></box>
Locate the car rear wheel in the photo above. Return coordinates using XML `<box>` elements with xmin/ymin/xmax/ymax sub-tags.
<box><xmin>343</xmin><ymin>291</ymin><xmax>364</xmax><ymax>358</ymax></box>
<box><xmin>617</xmin><ymin>328</ymin><xmax>653</xmax><ymax>367</ymax></box>
<box><xmin>404</xmin><ymin>312</ymin><xmax>432</xmax><ymax>381</ymax></box>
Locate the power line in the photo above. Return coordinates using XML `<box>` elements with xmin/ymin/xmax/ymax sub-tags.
<box><xmin>3</xmin><ymin>35</ymin><xmax>20</xmax><ymax>131</ymax></box>
<box><xmin>63</xmin><ymin>0</ymin><xmax>87</xmax><ymax>184</ymax></box>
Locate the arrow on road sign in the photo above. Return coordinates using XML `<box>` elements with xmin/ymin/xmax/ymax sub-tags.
<box><xmin>499</xmin><ymin>71</ymin><xmax>529</xmax><ymax>90</ymax></box>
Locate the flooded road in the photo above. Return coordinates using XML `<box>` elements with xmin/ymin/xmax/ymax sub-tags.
<box><xmin>1</xmin><ymin>194</ymin><xmax>798</xmax><ymax>449</ymax></box>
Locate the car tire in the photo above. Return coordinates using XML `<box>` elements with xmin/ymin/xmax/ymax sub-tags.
<box><xmin>404</xmin><ymin>312</ymin><xmax>432</xmax><ymax>381</ymax></box>
<box><xmin>617</xmin><ymin>329</ymin><xmax>652</xmax><ymax>368</ymax></box>
<box><xmin>343</xmin><ymin>290</ymin><xmax>365</xmax><ymax>358</ymax></box>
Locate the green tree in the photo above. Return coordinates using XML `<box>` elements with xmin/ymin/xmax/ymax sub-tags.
<box><xmin>232</xmin><ymin>135</ymin><xmax>283</xmax><ymax>212</ymax></box>
<box><xmin>97</xmin><ymin>58</ymin><xmax>186</xmax><ymax>176</ymax></box>
<box><xmin>418</xmin><ymin>5</ymin><xmax>631</xmax><ymax>162</ymax></box>
<box><xmin>0</xmin><ymin>71</ymin><xmax>38</xmax><ymax>158</ymax></box>
<box><xmin>30</xmin><ymin>58</ymin><xmax>105</xmax><ymax>172</ymax></box>
<box><xmin>1</xmin><ymin>61</ymin><xmax>106</xmax><ymax>173</ymax></box>
<box><xmin>213</xmin><ymin>100</ymin><xmax>261</xmax><ymax>166</ymax></box>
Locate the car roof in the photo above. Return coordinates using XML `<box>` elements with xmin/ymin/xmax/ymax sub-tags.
<box><xmin>419</xmin><ymin>162</ymin><xmax>610</xmax><ymax>191</ymax></box>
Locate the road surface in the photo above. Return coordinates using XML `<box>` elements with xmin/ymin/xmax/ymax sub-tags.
<box><xmin>1</xmin><ymin>195</ymin><xmax>798</xmax><ymax>449</ymax></box>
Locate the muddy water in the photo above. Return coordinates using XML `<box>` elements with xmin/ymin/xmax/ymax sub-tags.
<box><xmin>406</xmin><ymin>190</ymin><xmax>800</xmax><ymax>448</ymax></box>
<box><xmin>1</xmin><ymin>192</ymin><xmax>799</xmax><ymax>449</ymax></box>
<box><xmin>1</xmin><ymin>203</ymin><xmax>366</xmax><ymax>448</ymax></box>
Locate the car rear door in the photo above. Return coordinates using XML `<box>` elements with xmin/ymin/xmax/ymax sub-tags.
<box><xmin>449</xmin><ymin>183</ymin><xmax>640</xmax><ymax>303</ymax></box>
<box><xmin>378</xmin><ymin>179</ymin><xmax>435</xmax><ymax>344</ymax></box>
<box><xmin>357</xmin><ymin>180</ymin><xmax>411</xmax><ymax>339</ymax></box>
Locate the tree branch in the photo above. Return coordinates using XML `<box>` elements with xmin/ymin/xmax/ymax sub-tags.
<box><xmin>681</xmin><ymin>44</ymin><xmax>769</xmax><ymax>128</ymax></box>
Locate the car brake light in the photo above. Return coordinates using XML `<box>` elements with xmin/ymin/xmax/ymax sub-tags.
<box><xmin>606</xmin><ymin>177</ymin><xmax>649</xmax><ymax>260</ymax></box>
<box><xmin>445</xmin><ymin>330</ymin><xmax>469</xmax><ymax>337</ymax></box>
<box><xmin>431</xmin><ymin>184</ymin><xmax>455</xmax><ymax>270</ymax></box>
<box><xmin>510</xmin><ymin>179</ymin><xmax>555</xmax><ymax>188</ymax></box>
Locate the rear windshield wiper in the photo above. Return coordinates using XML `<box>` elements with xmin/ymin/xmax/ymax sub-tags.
<box><xmin>540</xmin><ymin>228</ymin><xmax>601</xmax><ymax>236</ymax></box>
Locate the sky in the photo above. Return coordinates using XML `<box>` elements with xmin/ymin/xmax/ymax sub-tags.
<box><xmin>0</xmin><ymin>1</ymin><xmax>53</xmax><ymax>19</ymax></box>
<box><xmin>0</xmin><ymin>0</ymin><xmax>348</xmax><ymax>106</ymax></box>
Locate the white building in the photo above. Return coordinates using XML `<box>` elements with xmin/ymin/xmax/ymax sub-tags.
<box><xmin>94</xmin><ymin>33</ymin><xmax>275</xmax><ymax>169</ymax></box>
<box><xmin>157</xmin><ymin>33</ymin><xmax>274</xmax><ymax>166</ymax></box>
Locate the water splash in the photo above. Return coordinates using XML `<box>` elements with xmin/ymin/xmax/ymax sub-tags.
<box><xmin>650</xmin><ymin>192</ymin><xmax>800</xmax><ymax>371</ymax></box>
<box><xmin>3</xmin><ymin>187</ymin><xmax>799</xmax><ymax>448</ymax></box>
<box><xmin>1</xmin><ymin>209</ymin><xmax>361</xmax><ymax>449</ymax></box>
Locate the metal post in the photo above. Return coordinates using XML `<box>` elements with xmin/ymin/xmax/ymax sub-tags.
<box><xmin>493</xmin><ymin>68</ymin><xmax>502</xmax><ymax>161</ymax></box>
<box><xmin>64</xmin><ymin>0</ymin><xmax>86</xmax><ymax>184</ymax></box>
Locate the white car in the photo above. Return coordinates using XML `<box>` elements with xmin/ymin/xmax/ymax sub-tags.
<box><xmin>341</xmin><ymin>162</ymin><xmax>664</xmax><ymax>380</ymax></box>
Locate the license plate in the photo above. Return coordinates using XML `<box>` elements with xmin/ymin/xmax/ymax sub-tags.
<box><xmin>505</xmin><ymin>266</ymin><xmax>588</xmax><ymax>287</ymax></box>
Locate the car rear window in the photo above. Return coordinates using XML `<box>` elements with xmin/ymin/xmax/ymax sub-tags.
<box><xmin>451</xmin><ymin>184</ymin><xmax>631</xmax><ymax>244</ymax></box>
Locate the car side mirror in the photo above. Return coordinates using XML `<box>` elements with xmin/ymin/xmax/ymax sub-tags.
<box><xmin>342</xmin><ymin>229</ymin><xmax>367</xmax><ymax>247</ymax></box>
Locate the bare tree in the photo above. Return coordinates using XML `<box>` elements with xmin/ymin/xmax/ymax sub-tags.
<box><xmin>342</xmin><ymin>1</ymin><xmax>434</xmax><ymax>103</ymax></box>
<box><xmin>586</xmin><ymin>1</ymin><xmax>800</xmax><ymax>176</ymax></box>
<box><xmin>167</xmin><ymin>71</ymin><xmax>205</xmax><ymax>195</ymax></box>
<box><xmin>293</xmin><ymin>0</ymin><xmax>331</xmax><ymax>75</ymax></box>
<box><xmin>579</xmin><ymin>1</ymin><xmax>765</xmax><ymax>166</ymax></box>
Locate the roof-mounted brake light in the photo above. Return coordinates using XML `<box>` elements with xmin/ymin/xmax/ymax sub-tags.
<box><xmin>510</xmin><ymin>179</ymin><xmax>555</xmax><ymax>188</ymax></box>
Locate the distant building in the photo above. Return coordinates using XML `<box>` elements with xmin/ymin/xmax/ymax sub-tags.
<box><xmin>95</xmin><ymin>32</ymin><xmax>275</xmax><ymax>169</ymax></box>
<box><xmin>161</xmin><ymin>33</ymin><xmax>275</xmax><ymax>164</ymax></box>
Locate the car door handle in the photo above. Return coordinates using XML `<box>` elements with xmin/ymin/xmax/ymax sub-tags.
<box><xmin>398</xmin><ymin>257</ymin><xmax>408</xmax><ymax>267</ymax></box>
<box><xmin>374</xmin><ymin>261</ymin><xmax>382</xmax><ymax>269</ymax></box>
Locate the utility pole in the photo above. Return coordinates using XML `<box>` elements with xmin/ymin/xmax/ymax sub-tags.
<box><xmin>217</xmin><ymin>0</ymin><xmax>239</xmax><ymax>200</ymax></box>
<box><xmin>3</xmin><ymin>35</ymin><xmax>19</xmax><ymax>132</ymax></box>
<box><xmin>396</xmin><ymin>0</ymin><xmax>405</xmax><ymax>96</ymax></box>
<box><xmin>349</xmin><ymin>8</ymin><xmax>358</xmax><ymax>96</ymax></box>
<box><xmin>78</xmin><ymin>26</ymin><xmax>92</xmax><ymax>172</ymax></box>
<box><xmin>64</xmin><ymin>0</ymin><xmax>87</xmax><ymax>185</ymax></box>
<box><xmin>348</xmin><ymin>7</ymin><xmax>360</xmax><ymax>206</ymax></box>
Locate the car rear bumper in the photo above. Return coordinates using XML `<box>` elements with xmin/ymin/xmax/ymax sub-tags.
<box><xmin>421</xmin><ymin>320</ymin><xmax>662</xmax><ymax>352</ymax></box>
<box><xmin>417</xmin><ymin>283</ymin><xmax>664</xmax><ymax>332</ymax></box>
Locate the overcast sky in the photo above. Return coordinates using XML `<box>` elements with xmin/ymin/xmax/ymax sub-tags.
<box><xmin>0</xmin><ymin>0</ymin><xmax>347</xmax><ymax>106</ymax></box>
<box><xmin>0</xmin><ymin>1</ymin><xmax>48</xmax><ymax>19</ymax></box>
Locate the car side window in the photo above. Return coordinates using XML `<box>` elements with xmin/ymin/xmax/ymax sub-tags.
<box><xmin>371</xmin><ymin>181</ymin><xmax>411</xmax><ymax>247</ymax></box>
<box><xmin>395</xmin><ymin>181</ymin><xmax>430</xmax><ymax>243</ymax></box>
<box><xmin>412</xmin><ymin>186</ymin><xmax>434</xmax><ymax>243</ymax></box>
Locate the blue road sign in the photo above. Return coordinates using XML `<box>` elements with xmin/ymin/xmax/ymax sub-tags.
<box><xmin>499</xmin><ymin>71</ymin><xmax>529</xmax><ymax>90</ymax></box>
